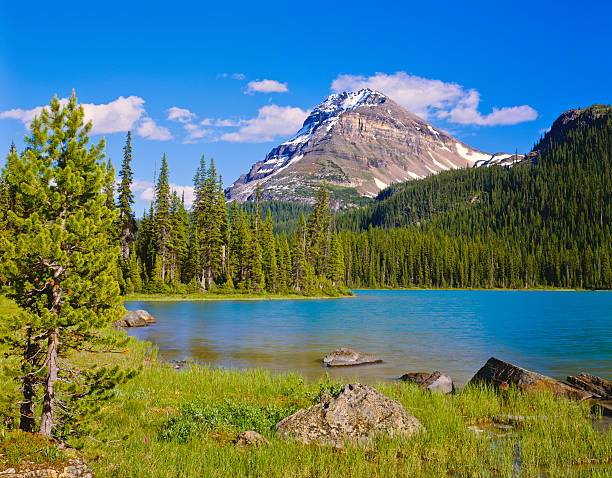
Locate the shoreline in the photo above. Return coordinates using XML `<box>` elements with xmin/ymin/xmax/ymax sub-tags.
<box><xmin>122</xmin><ymin>292</ymin><xmax>354</xmax><ymax>302</ymax></box>
<box><xmin>121</xmin><ymin>287</ymin><xmax>610</xmax><ymax>302</ymax></box>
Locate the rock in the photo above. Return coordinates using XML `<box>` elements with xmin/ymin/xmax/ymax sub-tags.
<box><xmin>468</xmin><ymin>357</ymin><xmax>592</xmax><ymax>401</ymax></box>
<box><xmin>401</xmin><ymin>371</ymin><xmax>455</xmax><ymax>394</ymax></box>
<box><xmin>567</xmin><ymin>373</ymin><xmax>612</xmax><ymax>400</ymax></box>
<box><xmin>275</xmin><ymin>382</ymin><xmax>424</xmax><ymax>446</ymax></box>
<box><xmin>322</xmin><ymin>348</ymin><xmax>382</xmax><ymax>367</ymax></box>
<box><xmin>235</xmin><ymin>430</ymin><xmax>270</xmax><ymax>447</ymax></box>
<box><xmin>591</xmin><ymin>402</ymin><xmax>612</xmax><ymax>418</ymax></box>
<box><xmin>113</xmin><ymin>309</ymin><xmax>156</xmax><ymax>328</ymax></box>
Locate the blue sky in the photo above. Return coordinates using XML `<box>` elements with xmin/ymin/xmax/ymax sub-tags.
<box><xmin>1</xmin><ymin>0</ymin><xmax>610</xmax><ymax>213</ymax></box>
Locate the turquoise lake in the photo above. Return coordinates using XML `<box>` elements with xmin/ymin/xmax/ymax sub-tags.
<box><xmin>125</xmin><ymin>290</ymin><xmax>612</xmax><ymax>386</ymax></box>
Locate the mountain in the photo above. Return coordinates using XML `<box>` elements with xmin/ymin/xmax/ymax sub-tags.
<box><xmin>334</xmin><ymin>104</ymin><xmax>612</xmax><ymax>290</ymax></box>
<box><xmin>532</xmin><ymin>104</ymin><xmax>611</xmax><ymax>156</ymax></box>
<box><xmin>225</xmin><ymin>89</ymin><xmax>501</xmax><ymax>206</ymax></box>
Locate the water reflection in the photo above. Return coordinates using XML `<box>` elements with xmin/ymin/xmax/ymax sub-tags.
<box><xmin>125</xmin><ymin>290</ymin><xmax>612</xmax><ymax>386</ymax></box>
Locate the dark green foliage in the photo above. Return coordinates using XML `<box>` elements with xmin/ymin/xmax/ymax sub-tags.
<box><xmin>0</xmin><ymin>93</ymin><xmax>138</xmax><ymax>442</ymax></box>
<box><xmin>131</xmin><ymin>162</ymin><xmax>345</xmax><ymax>295</ymax></box>
<box><xmin>117</xmin><ymin>132</ymin><xmax>138</xmax><ymax>265</ymax></box>
<box><xmin>240</xmin><ymin>200</ymin><xmax>313</xmax><ymax>236</ymax></box>
<box><xmin>159</xmin><ymin>399</ymin><xmax>297</xmax><ymax>443</ymax></box>
<box><xmin>336</xmin><ymin>108</ymin><xmax>612</xmax><ymax>289</ymax></box>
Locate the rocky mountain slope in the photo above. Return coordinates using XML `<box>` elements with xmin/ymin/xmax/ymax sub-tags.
<box><xmin>225</xmin><ymin>89</ymin><xmax>504</xmax><ymax>206</ymax></box>
<box><xmin>532</xmin><ymin>104</ymin><xmax>611</xmax><ymax>156</ymax></box>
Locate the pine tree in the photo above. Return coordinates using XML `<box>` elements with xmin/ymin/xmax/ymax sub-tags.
<box><xmin>306</xmin><ymin>184</ymin><xmax>332</xmax><ymax>276</ymax></box>
<box><xmin>328</xmin><ymin>233</ymin><xmax>345</xmax><ymax>285</ymax></box>
<box><xmin>292</xmin><ymin>214</ymin><xmax>307</xmax><ymax>291</ymax></box>
<box><xmin>0</xmin><ymin>93</ymin><xmax>138</xmax><ymax>440</ymax></box>
<box><xmin>117</xmin><ymin>131</ymin><xmax>138</xmax><ymax>261</ymax></box>
<box><xmin>168</xmin><ymin>191</ymin><xmax>189</xmax><ymax>282</ymax></box>
<box><xmin>153</xmin><ymin>154</ymin><xmax>172</xmax><ymax>280</ymax></box>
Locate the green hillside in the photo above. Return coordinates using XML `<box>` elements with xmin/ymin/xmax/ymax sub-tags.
<box><xmin>335</xmin><ymin>106</ymin><xmax>612</xmax><ymax>289</ymax></box>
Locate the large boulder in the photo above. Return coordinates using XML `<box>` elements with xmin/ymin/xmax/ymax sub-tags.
<box><xmin>275</xmin><ymin>383</ymin><xmax>424</xmax><ymax>446</ymax></box>
<box><xmin>322</xmin><ymin>348</ymin><xmax>382</xmax><ymax>367</ymax></box>
<box><xmin>566</xmin><ymin>373</ymin><xmax>611</xmax><ymax>400</ymax></box>
<box><xmin>401</xmin><ymin>371</ymin><xmax>455</xmax><ymax>394</ymax></box>
<box><xmin>113</xmin><ymin>309</ymin><xmax>156</xmax><ymax>328</ymax></box>
<box><xmin>468</xmin><ymin>357</ymin><xmax>592</xmax><ymax>401</ymax></box>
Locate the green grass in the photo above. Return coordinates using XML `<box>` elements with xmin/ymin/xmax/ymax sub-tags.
<box><xmin>122</xmin><ymin>289</ymin><xmax>354</xmax><ymax>302</ymax></box>
<box><xmin>58</xmin><ymin>337</ymin><xmax>607</xmax><ymax>477</ymax></box>
<box><xmin>1</xmin><ymin>295</ymin><xmax>610</xmax><ymax>477</ymax></box>
<box><xmin>0</xmin><ymin>430</ymin><xmax>70</xmax><ymax>470</ymax></box>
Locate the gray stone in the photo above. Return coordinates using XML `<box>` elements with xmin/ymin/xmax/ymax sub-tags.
<box><xmin>567</xmin><ymin>373</ymin><xmax>612</xmax><ymax>400</ymax></box>
<box><xmin>468</xmin><ymin>357</ymin><xmax>592</xmax><ymax>401</ymax></box>
<box><xmin>401</xmin><ymin>371</ymin><xmax>454</xmax><ymax>394</ymax></box>
<box><xmin>113</xmin><ymin>309</ymin><xmax>156</xmax><ymax>328</ymax></box>
<box><xmin>276</xmin><ymin>382</ymin><xmax>424</xmax><ymax>446</ymax></box>
<box><xmin>322</xmin><ymin>348</ymin><xmax>382</xmax><ymax>367</ymax></box>
<box><xmin>235</xmin><ymin>430</ymin><xmax>270</xmax><ymax>447</ymax></box>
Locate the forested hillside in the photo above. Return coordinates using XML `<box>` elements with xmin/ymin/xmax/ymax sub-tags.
<box><xmin>336</xmin><ymin>106</ymin><xmax>612</xmax><ymax>289</ymax></box>
<box><xmin>1</xmin><ymin>135</ymin><xmax>346</xmax><ymax>297</ymax></box>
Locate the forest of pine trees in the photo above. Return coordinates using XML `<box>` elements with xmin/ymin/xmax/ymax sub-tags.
<box><xmin>93</xmin><ymin>134</ymin><xmax>348</xmax><ymax>296</ymax></box>
<box><xmin>334</xmin><ymin>107</ymin><xmax>612</xmax><ymax>289</ymax></box>
<box><xmin>2</xmin><ymin>107</ymin><xmax>610</xmax><ymax>293</ymax></box>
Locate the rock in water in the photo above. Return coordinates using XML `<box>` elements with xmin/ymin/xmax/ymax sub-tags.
<box><xmin>113</xmin><ymin>310</ymin><xmax>156</xmax><ymax>328</ymax></box>
<box><xmin>322</xmin><ymin>348</ymin><xmax>382</xmax><ymax>367</ymax></box>
<box><xmin>275</xmin><ymin>383</ymin><xmax>424</xmax><ymax>446</ymax></box>
<box><xmin>401</xmin><ymin>371</ymin><xmax>455</xmax><ymax>394</ymax></box>
<box><xmin>468</xmin><ymin>357</ymin><xmax>592</xmax><ymax>401</ymax></box>
<box><xmin>236</xmin><ymin>430</ymin><xmax>270</xmax><ymax>447</ymax></box>
<box><xmin>566</xmin><ymin>373</ymin><xmax>612</xmax><ymax>400</ymax></box>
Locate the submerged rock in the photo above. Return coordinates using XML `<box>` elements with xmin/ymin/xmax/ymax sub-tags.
<box><xmin>236</xmin><ymin>430</ymin><xmax>270</xmax><ymax>447</ymax></box>
<box><xmin>468</xmin><ymin>357</ymin><xmax>592</xmax><ymax>401</ymax></box>
<box><xmin>322</xmin><ymin>348</ymin><xmax>382</xmax><ymax>367</ymax></box>
<box><xmin>275</xmin><ymin>382</ymin><xmax>423</xmax><ymax>446</ymax></box>
<box><xmin>113</xmin><ymin>309</ymin><xmax>156</xmax><ymax>328</ymax></box>
<box><xmin>401</xmin><ymin>371</ymin><xmax>455</xmax><ymax>394</ymax></box>
<box><xmin>567</xmin><ymin>373</ymin><xmax>612</xmax><ymax>400</ymax></box>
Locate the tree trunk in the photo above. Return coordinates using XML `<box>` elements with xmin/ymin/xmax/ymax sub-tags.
<box><xmin>39</xmin><ymin>329</ymin><xmax>59</xmax><ymax>436</ymax></box>
<box><xmin>19</xmin><ymin>326</ymin><xmax>37</xmax><ymax>432</ymax></box>
<box><xmin>200</xmin><ymin>267</ymin><xmax>207</xmax><ymax>290</ymax></box>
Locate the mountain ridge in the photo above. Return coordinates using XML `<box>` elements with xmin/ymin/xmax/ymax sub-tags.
<box><xmin>225</xmin><ymin>89</ymin><xmax>503</xmax><ymax>206</ymax></box>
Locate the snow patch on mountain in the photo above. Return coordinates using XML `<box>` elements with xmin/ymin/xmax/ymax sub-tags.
<box><xmin>456</xmin><ymin>143</ymin><xmax>491</xmax><ymax>164</ymax></box>
<box><xmin>374</xmin><ymin>178</ymin><xmax>388</xmax><ymax>190</ymax></box>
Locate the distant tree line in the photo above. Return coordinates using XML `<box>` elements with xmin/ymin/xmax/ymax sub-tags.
<box><xmin>335</xmin><ymin>110</ymin><xmax>612</xmax><ymax>289</ymax></box>
<box><xmin>23</xmin><ymin>133</ymin><xmax>347</xmax><ymax>297</ymax></box>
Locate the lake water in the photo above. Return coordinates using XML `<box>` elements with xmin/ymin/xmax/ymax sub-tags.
<box><xmin>125</xmin><ymin>290</ymin><xmax>612</xmax><ymax>386</ymax></box>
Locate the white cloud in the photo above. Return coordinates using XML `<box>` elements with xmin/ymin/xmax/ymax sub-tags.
<box><xmin>0</xmin><ymin>105</ymin><xmax>46</xmax><ymax>123</ymax></box>
<box><xmin>331</xmin><ymin>72</ymin><xmax>537</xmax><ymax>126</ymax></box>
<box><xmin>0</xmin><ymin>96</ymin><xmax>147</xmax><ymax>134</ymax></box>
<box><xmin>138</xmin><ymin>182</ymin><xmax>195</xmax><ymax>206</ymax></box>
<box><xmin>183</xmin><ymin>123</ymin><xmax>216</xmax><ymax>143</ymax></box>
<box><xmin>0</xmin><ymin>95</ymin><xmax>178</xmax><ymax>139</ymax></box>
<box><xmin>231</xmin><ymin>73</ymin><xmax>246</xmax><ymax>80</ymax></box>
<box><xmin>214</xmin><ymin>118</ymin><xmax>246</xmax><ymax>127</ymax></box>
<box><xmin>221</xmin><ymin>104</ymin><xmax>309</xmax><ymax>143</ymax></box>
<box><xmin>445</xmin><ymin>89</ymin><xmax>538</xmax><ymax>126</ymax></box>
<box><xmin>167</xmin><ymin>106</ymin><xmax>196</xmax><ymax>123</ymax></box>
<box><xmin>246</xmin><ymin>79</ymin><xmax>289</xmax><ymax>94</ymax></box>
<box><xmin>137</xmin><ymin>117</ymin><xmax>173</xmax><ymax>141</ymax></box>
<box><xmin>200</xmin><ymin>118</ymin><xmax>213</xmax><ymax>126</ymax></box>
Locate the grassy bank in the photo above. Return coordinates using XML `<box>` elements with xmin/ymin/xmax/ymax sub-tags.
<box><xmin>1</xmin><ymin>296</ymin><xmax>611</xmax><ymax>477</ymax></box>
<box><xmin>122</xmin><ymin>290</ymin><xmax>353</xmax><ymax>302</ymax></box>
<box><xmin>73</xmin><ymin>338</ymin><xmax>610</xmax><ymax>477</ymax></box>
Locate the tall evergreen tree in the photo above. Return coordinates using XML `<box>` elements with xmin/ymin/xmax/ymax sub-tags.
<box><xmin>0</xmin><ymin>93</ymin><xmax>137</xmax><ymax>440</ymax></box>
<box><xmin>153</xmin><ymin>154</ymin><xmax>172</xmax><ymax>280</ymax></box>
<box><xmin>117</xmin><ymin>131</ymin><xmax>138</xmax><ymax>261</ymax></box>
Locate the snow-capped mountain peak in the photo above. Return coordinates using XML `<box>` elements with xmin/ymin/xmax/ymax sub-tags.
<box><xmin>225</xmin><ymin>89</ymin><xmax>507</xmax><ymax>206</ymax></box>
